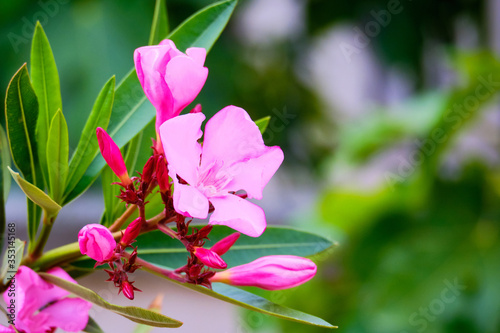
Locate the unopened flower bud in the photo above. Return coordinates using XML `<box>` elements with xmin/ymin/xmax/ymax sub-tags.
<box><xmin>193</xmin><ymin>247</ymin><xmax>227</xmax><ymax>269</ymax></box>
<box><xmin>121</xmin><ymin>280</ymin><xmax>141</xmax><ymax>300</ymax></box>
<box><xmin>210</xmin><ymin>232</ymin><xmax>240</xmax><ymax>255</ymax></box>
<box><xmin>156</xmin><ymin>156</ymin><xmax>169</xmax><ymax>193</ymax></box>
<box><xmin>78</xmin><ymin>224</ymin><xmax>116</xmax><ymax>262</ymax></box>
<box><xmin>142</xmin><ymin>156</ymin><xmax>156</xmax><ymax>183</ymax></box>
<box><xmin>120</xmin><ymin>217</ymin><xmax>143</xmax><ymax>247</ymax></box>
<box><xmin>96</xmin><ymin>127</ymin><xmax>131</xmax><ymax>186</ymax></box>
<box><xmin>190</xmin><ymin>103</ymin><xmax>202</xmax><ymax>114</ymax></box>
<box><xmin>210</xmin><ymin>255</ymin><xmax>317</xmax><ymax>290</ymax></box>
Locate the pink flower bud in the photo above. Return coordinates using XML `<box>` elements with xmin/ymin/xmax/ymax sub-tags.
<box><xmin>156</xmin><ymin>156</ymin><xmax>169</xmax><ymax>193</ymax></box>
<box><xmin>96</xmin><ymin>127</ymin><xmax>131</xmax><ymax>186</ymax></box>
<box><xmin>190</xmin><ymin>103</ymin><xmax>202</xmax><ymax>114</ymax></box>
<box><xmin>193</xmin><ymin>247</ymin><xmax>227</xmax><ymax>269</ymax></box>
<box><xmin>142</xmin><ymin>155</ymin><xmax>156</xmax><ymax>183</ymax></box>
<box><xmin>78</xmin><ymin>224</ymin><xmax>116</xmax><ymax>262</ymax></box>
<box><xmin>210</xmin><ymin>255</ymin><xmax>317</xmax><ymax>290</ymax></box>
<box><xmin>121</xmin><ymin>280</ymin><xmax>141</xmax><ymax>300</ymax></box>
<box><xmin>210</xmin><ymin>232</ymin><xmax>240</xmax><ymax>256</ymax></box>
<box><xmin>120</xmin><ymin>217</ymin><xmax>143</xmax><ymax>247</ymax></box>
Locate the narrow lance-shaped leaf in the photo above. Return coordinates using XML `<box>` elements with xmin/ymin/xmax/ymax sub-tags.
<box><xmin>39</xmin><ymin>273</ymin><xmax>183</xmax><ymax>328</ymax></box>
<box><xmin>0</xmin><ymin>125</ymin><xmax>11</xmax><ymax>250</ymax></box>
<box><xmin>100</xmin><ymin>165</ymin><xmax>120</xmax><ymax>227</ymax></box>
<box><xmin>63</xmin><ymin>76</ymin><xmax>115</xmax><ymax>204</ymax></box>
<box><xmin>83</xmin><ymin>317</ymin><xmax>106</xmax><ymax>333</ymax></box>
<box><xmin>46</xmin><ymin>110</ymin><xmax>69</xmax><ymax>204</ymax></box>
<box><xmin>64</xmin><ymin>0</ymin><xmax>238</xmax><ymax>204</ymax></box>
<box><xmin>149</xmin><ymin>0</ymin><xmax>169</xmax><ymax>45</ymax></box>
<box><xmin>31</xmin><ymin>21</ymin><xmax>63</xmax><ymax>187</ymax></box>
<box><xmin>4</xmin><ymin>64</ymin><xmax>42</xmax><ymax>246</ymax></box>
<box><xmin>8</xmin><ymin>167</ymin><xmax>61</xmax><ymax>218</ymax></box>
<box><xmin>0</xmin><ymin>238</ymin><xmax>25</xmax><ymax>285</ymax></box>
<box><xmin>255</xmin><ymin>116</ymin><xmax>270</xmax><ymax>134</ymax></box>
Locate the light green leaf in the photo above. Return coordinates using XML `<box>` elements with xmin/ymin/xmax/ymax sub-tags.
<box><xmin>63</xmin><ymin>76</ymin><xmax>115</xmax><ymax>205</ymax></box>
<box><xmin>39</xmin><ymin>273</ymin><xmax>182</xmax><ymax>328</ymax></box>
<box><xmin>255</xmin><ymin>116</ymin><xmax>271</xmax><ymax>134</ymax></box>
<box><xmin>83</xmin><ymin>316</ymin><xmax>105</xmax><ymax>333</ymax></box>
<box><xmin>46</xmin><ymin>110</ymin><xmax>69</xmax><ymax>204</ymax></box>
<box><xmin>4</xmin><ymin>64</ymin><xmax>42</xmax><ymax>245</ymax></box>
<box><xmin>149</xmin><ymin>0</ymin><xmax>169</xmax><ymax>45</ymax></box>
<box><xmin>100</xmin><ymin>165</ymin><xmax>120</xmax><ymax>227</ymax></box>
<box><xmin>0</xmin><ymin>238</ymin><xmax>25</xmax><ymax>285</ymax></box>
<box><xmin>72</xmin><ymin>226</ymin><xmax>335</xmax><ymax>270</ymax></box>
<box><xmin>0</xmin><ymin>125</ymin><xmax>11</xmax><ymax>249</ymax></box>
<box><xmin>65</xmin><ymin>0</ymin><xmax>238</xmax><ymax>204</ymax></box>
<box><xmin>31</xmin><ymin>21</ymin><xmax>63</xmax><ymax>187</ymax></box>
<box><xmin>8</xmin><ymin>167</ymin><xmax>61</xmax><ymax>218</ymax></box>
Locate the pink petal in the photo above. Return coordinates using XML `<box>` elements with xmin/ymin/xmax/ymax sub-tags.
<box><xmin>41</xmin><ymin>297</ymin><xmax>92</xmax><ymax>332</ymax></box>
<box><xmin>0</xmin><ymin>326</ymin><xmax>15</xmax><ymax>333</ymax></box>
<box><xmin>194</xmin><ymin>247</ymin><xmax>227</xmax><ymax>269</ymax></box>
<box><xmin>96</xmin><ymin>128</ymin><xmax>131</xmax><ymax>185</ymax></box>
<box><xmin>209</xmin><ymin>195</ymin><xmax>266</xmax><ymax>237</ymax></box>
<box><xmin>165</xmin><ymin>55</ymin><xmax>208</xmax><ymax>116</ymax></box>
<box><xmin>160</xmin><ymin>113</ymin><xmax>205</xmax><ymax>185</ymax></box>
<box><xmin>186</xmin><ymin>47</ymin><xmax>207</xmax><ymax>66</ymax></box>
<box><xmin>225</xmin><ymin>146</ymin><xmax>283</xmax><ymax>199</ymax></box>
<box><xmin>172</xmin><ymin>173</ymin><xmax>209</xmax><ymax>219</ymax></box>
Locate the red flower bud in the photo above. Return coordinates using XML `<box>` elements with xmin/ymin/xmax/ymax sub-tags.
<box><xmin>156</xmin><ymin>156</ymin><xmax>169</xmax><ymax>193</ymax></box>
<box><xmin>120</xmin><ymin>217</ymin><xmax>143</xmax><ymax>247</ymax></box>
<box><xmin>121</xmin><ymin>280</ymin><xmax>141</xmax><ymax>300</ymax></box>
<box><xmin>210</xmin><ymin>232</ymin><xmax>240</xmax><ymax>256</ymax></box>
<box><xmin>142</xmin><ymin>156</ymin><xmax>156</xmax><ymax>183</ymax></box>
<box><xmin>96</xmin><ymin>127</ymin><xmax>131</xmax><ymax>186</ymax></box>
<box><xmin>193</xmin><ymin>247</ymin><xmax>227</xmax><ymax>269</ymax></box>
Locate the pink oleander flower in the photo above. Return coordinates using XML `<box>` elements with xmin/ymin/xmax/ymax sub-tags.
<box><xmin>210</xmin><ymin>255</ymin><xmax>317</xmax><ymax>290</ymax></box>
<box><xmin>78</xmin><ymin>223</ymin><xmax>117</xmax><ymax>262</ymax></box>
<box><xmin>210</xmin><ymin>232</ymin><xmax>240</xmax><ymax>256</ymax></box>
<box><xmin>96</xmin><ymin>127</ymin><xmax>132</xmax><ymax>186</ymax></box>
<box><xmin>159</xmin><ymin>106</ymin><xmax>284</xmax><ymax>237</ymax></box>
<box><xmin>134</xmin><ymin>39</ymin><xmax>208</xmax><ymax>151</ymax></box>
<box><xmin>1</xmin><ymin>266</ymin><xmax>92</xmax><ymax>333</ymax></box>
<box><xmin>119</xmin><ymin>217</ymin><xmax>143</xmax><ymax>247</ymax></box>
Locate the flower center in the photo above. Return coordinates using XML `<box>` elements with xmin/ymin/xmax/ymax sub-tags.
<box><xmin>197</xmin><ymin>160</ymin><xmax>233</xmax><ymax>197</ymax></box>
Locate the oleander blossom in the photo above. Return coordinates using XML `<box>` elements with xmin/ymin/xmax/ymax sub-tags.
<box><xmin>78</xmin><ymin>223</ymin><xmax>117</xmax><ymax>262</ymax></box>
<box><xmin>96</xmin><ymin>127</ymin><xmax>131</xmax><ymax>186</ymax></box>
<box><xmin>134</xmin><ymin>39</ymin><xmax>208</xmax><ymax>151</ymax></box>
<box><xmin>160</xmin><ymin>106</ymin><xmax>284</xmax><ymax>237</ymax></box>
<box><xmin>210</xmin><ymin>255</ymin><xmax>317</xmax><ymax>290</ymax></box>
<box><xmin>1</xmin><ymin>266</ymin><xmax>92</xmax><ymax>333</ymax></box>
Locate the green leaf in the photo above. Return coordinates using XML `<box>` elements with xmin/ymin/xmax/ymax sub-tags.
<box><xmin>63</xmin><ymin>76</ymin><xmax>115</xmax><ymax>204</ymax></box>
<box><xmin>4</xmin><ymin>64</ymin><xmax>42</xmax><ymax>245</ymax></box>
<box><xmin>39</xmin><ymin>272</ymin><xmax>183</xmax><ymax>328</ymax></box>
<box><xmin>0</xmin><ymin>125</ymin><xmax>11</xmax><ymax>249</ymax></box>
<box><xmin>255</xmin><ymin>116</ymin><xmax>271</xmax><ymax>134</ymax></box>
<box><xmin>64</xmin><ymin>0</ymin><xmax>238</xmax><ymax>204</ymax></box>
<box><xmin>0</xmin><ymin>238</ymin><xmax>25</xmax><ymax>285</ymax></box>
<box><xmin>8</xmin><ymin>167</ymin><xmax>61</xmax><ymax>218</ymax></box>
<box><xmin>31</xmin><ymin>21</ymin><xmax>63</xmax><ymax>187</ymax></box>
<box><xmin>100</xmin><ymin>165</ymin><xmax>120</xmax><ymax>227</ymax></box>
<box><xmin>46</xmin><ymin>110</ymin><xmax>69</xmax><ymax>204</ymax></box>
<box><xmin>149</xmin><ymin>0</ymin><xmax>169</xmax><ymax>45</ymax></box>
<box><xmin>168</xmin><ymin>0</ymin><xmax>237</xmax><ymax>52</ymax></box>
<box><xmin>154</xmin><ymin>274</ymin><xmax>336</xmax><ymax>328</ymax></box>
<box><xmin>83</xmin><ymin>316</ymin><xmax>105</xmax><ymax>333</ymax></box>
<box><xmin>72</xmin><ymin>226</ymin><xmax>334</xmax><ymax>270</ymax></box>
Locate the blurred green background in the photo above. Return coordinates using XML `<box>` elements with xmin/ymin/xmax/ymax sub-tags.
<box><xmin>1</xmin><ymin>0</ymin><xmax>499</xmax><ymax>332</ymax></box>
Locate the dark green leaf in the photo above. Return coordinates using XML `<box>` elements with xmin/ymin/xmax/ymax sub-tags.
<box><xmin>83</xmin><ymin>316</ymin><xmax>105</xmax><ymax>333</ymax></box>
<box><xmin>63</xmin><ymin>76</ymin><xmax>115</xmax><ymax>204</ymax></box>
<box><xmin>149</xmin><ymin>0</ymin><xmax>169</xmax><ymax>45</ymax></box>
<box><xmin>8</xmin><ymin>167</ymin><xmax>61</xmax><ymax>218</ymax></box>
<box><xmin>39</xmin><ymin>273</ymin><xmax>183</xmax><ymax>328</ymax></box>
<box><xmin>31</xmin><ymin>22</ymin><xmax>62</xmax><ymax>187</ymax></box>
<box><xmin>100</xmin><ymin>165</ymin><xmax>120</xmax><ymax>227</ymax></box>
<box><xmin>4</xmin><ymin>64</ymin><xmax>42</xmax><ymax>244</ymax></box>
<box><xmin>46</xmin><ymin>110</ymin><xmax>69</xmax><ymax>204</ymax></box>
<box><xmin>0</xmin><ymin>125</ymin><xmax>11</xmax><ymax>249</ymax></box>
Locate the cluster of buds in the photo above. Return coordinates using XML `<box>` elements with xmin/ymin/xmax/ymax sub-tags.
<box><xmin>77</xmin><ymin>38</ymin><xmax>317</xmax><ymax>300</ymax></box>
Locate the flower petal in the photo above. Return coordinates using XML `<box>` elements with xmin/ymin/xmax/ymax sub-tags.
<box><xmin>160</xmin><ymin>113</ymin><xmax>205</xmax><ymax>185</ymax></box>
<box><xmin>209</xmin><ymin>195</ymin><xmax>266</xmax><ymax>237</ymax></box>
<box><xmin>41</xmin><ymin>297</ymin><xmax>92</xmax><ymax>332</ymax></box>
<box><xmin>172</xmin><ymin>173</ymin><xmax>209</xmax><ymax>219</ymax></box>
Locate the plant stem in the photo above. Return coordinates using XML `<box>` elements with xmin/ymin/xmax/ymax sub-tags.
<box><xmin>27</xmin><ymin>214</ymin><xmax>57</xmax><ymax>263</ymax></box>
<box><xmin>127</xmin><ymin>254</ymin><xmax>185</xmax><ymax>282</ymax></box>
<box><xmin>109</xmin><ymin>205</ymin><xmax>137</xmax><ymax>232</ymax></box>
<box><xmin>157</xmin><ymin>222</ymin><xmax>178</xmax><ymax>239</ymax></box>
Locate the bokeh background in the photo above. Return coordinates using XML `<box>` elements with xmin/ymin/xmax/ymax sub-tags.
<box><xmin>1</xmin><ymin>0</ymin><xmax>500</xmax><ymax>332</ymax></box>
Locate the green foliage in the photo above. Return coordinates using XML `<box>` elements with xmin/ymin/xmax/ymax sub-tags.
<box><xmin>83</xmin><ymin>317</ymin><xmax>106</xmax><ymax>333</ymax></box>
<box><xmin>149</xmin><ymin>0</ymin><xmax>169</xmax><ymax>45</ymax></box>
<box><xmin>0</xmin><ymin>125</ymin><xmax>10</xmax><ymax>249</ymax></box>
<box><xmin>39</xmin><ymin>272</ymin><xmax>183</xmax><ymax>328</ymax></box>
<box><xmin>0</xmin><ymin>238</ymin><xmax>24</xmax><ymax>285</ymax></box>
<box><xmin>46</xmin><ymin>110</ymin><xmax>69</xmax><ymax>204</ymax></box>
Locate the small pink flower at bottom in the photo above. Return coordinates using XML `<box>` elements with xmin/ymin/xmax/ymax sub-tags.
<box><xmin>78</xmin><ymin>223</ymin><xmax>116</xmax><ymax>262</ymax></box>
<box><xmin>210</xmin><ymin>255</ymin><xmax>317</xmax><ymax>290</ymax></box>
<box><xmin>159</xmin><ymin>106</ymin><xmax>284</xmax><ymax>237</ymax></box>
<box><xmin>2</xmin><ymin>266</ymin><xmax>92</xmax><ymax>333</ymax></box>
<box><xmin>96</xmin><ymin>127</ymin><xmax>132</xmax><ymax>186</ymax></box>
